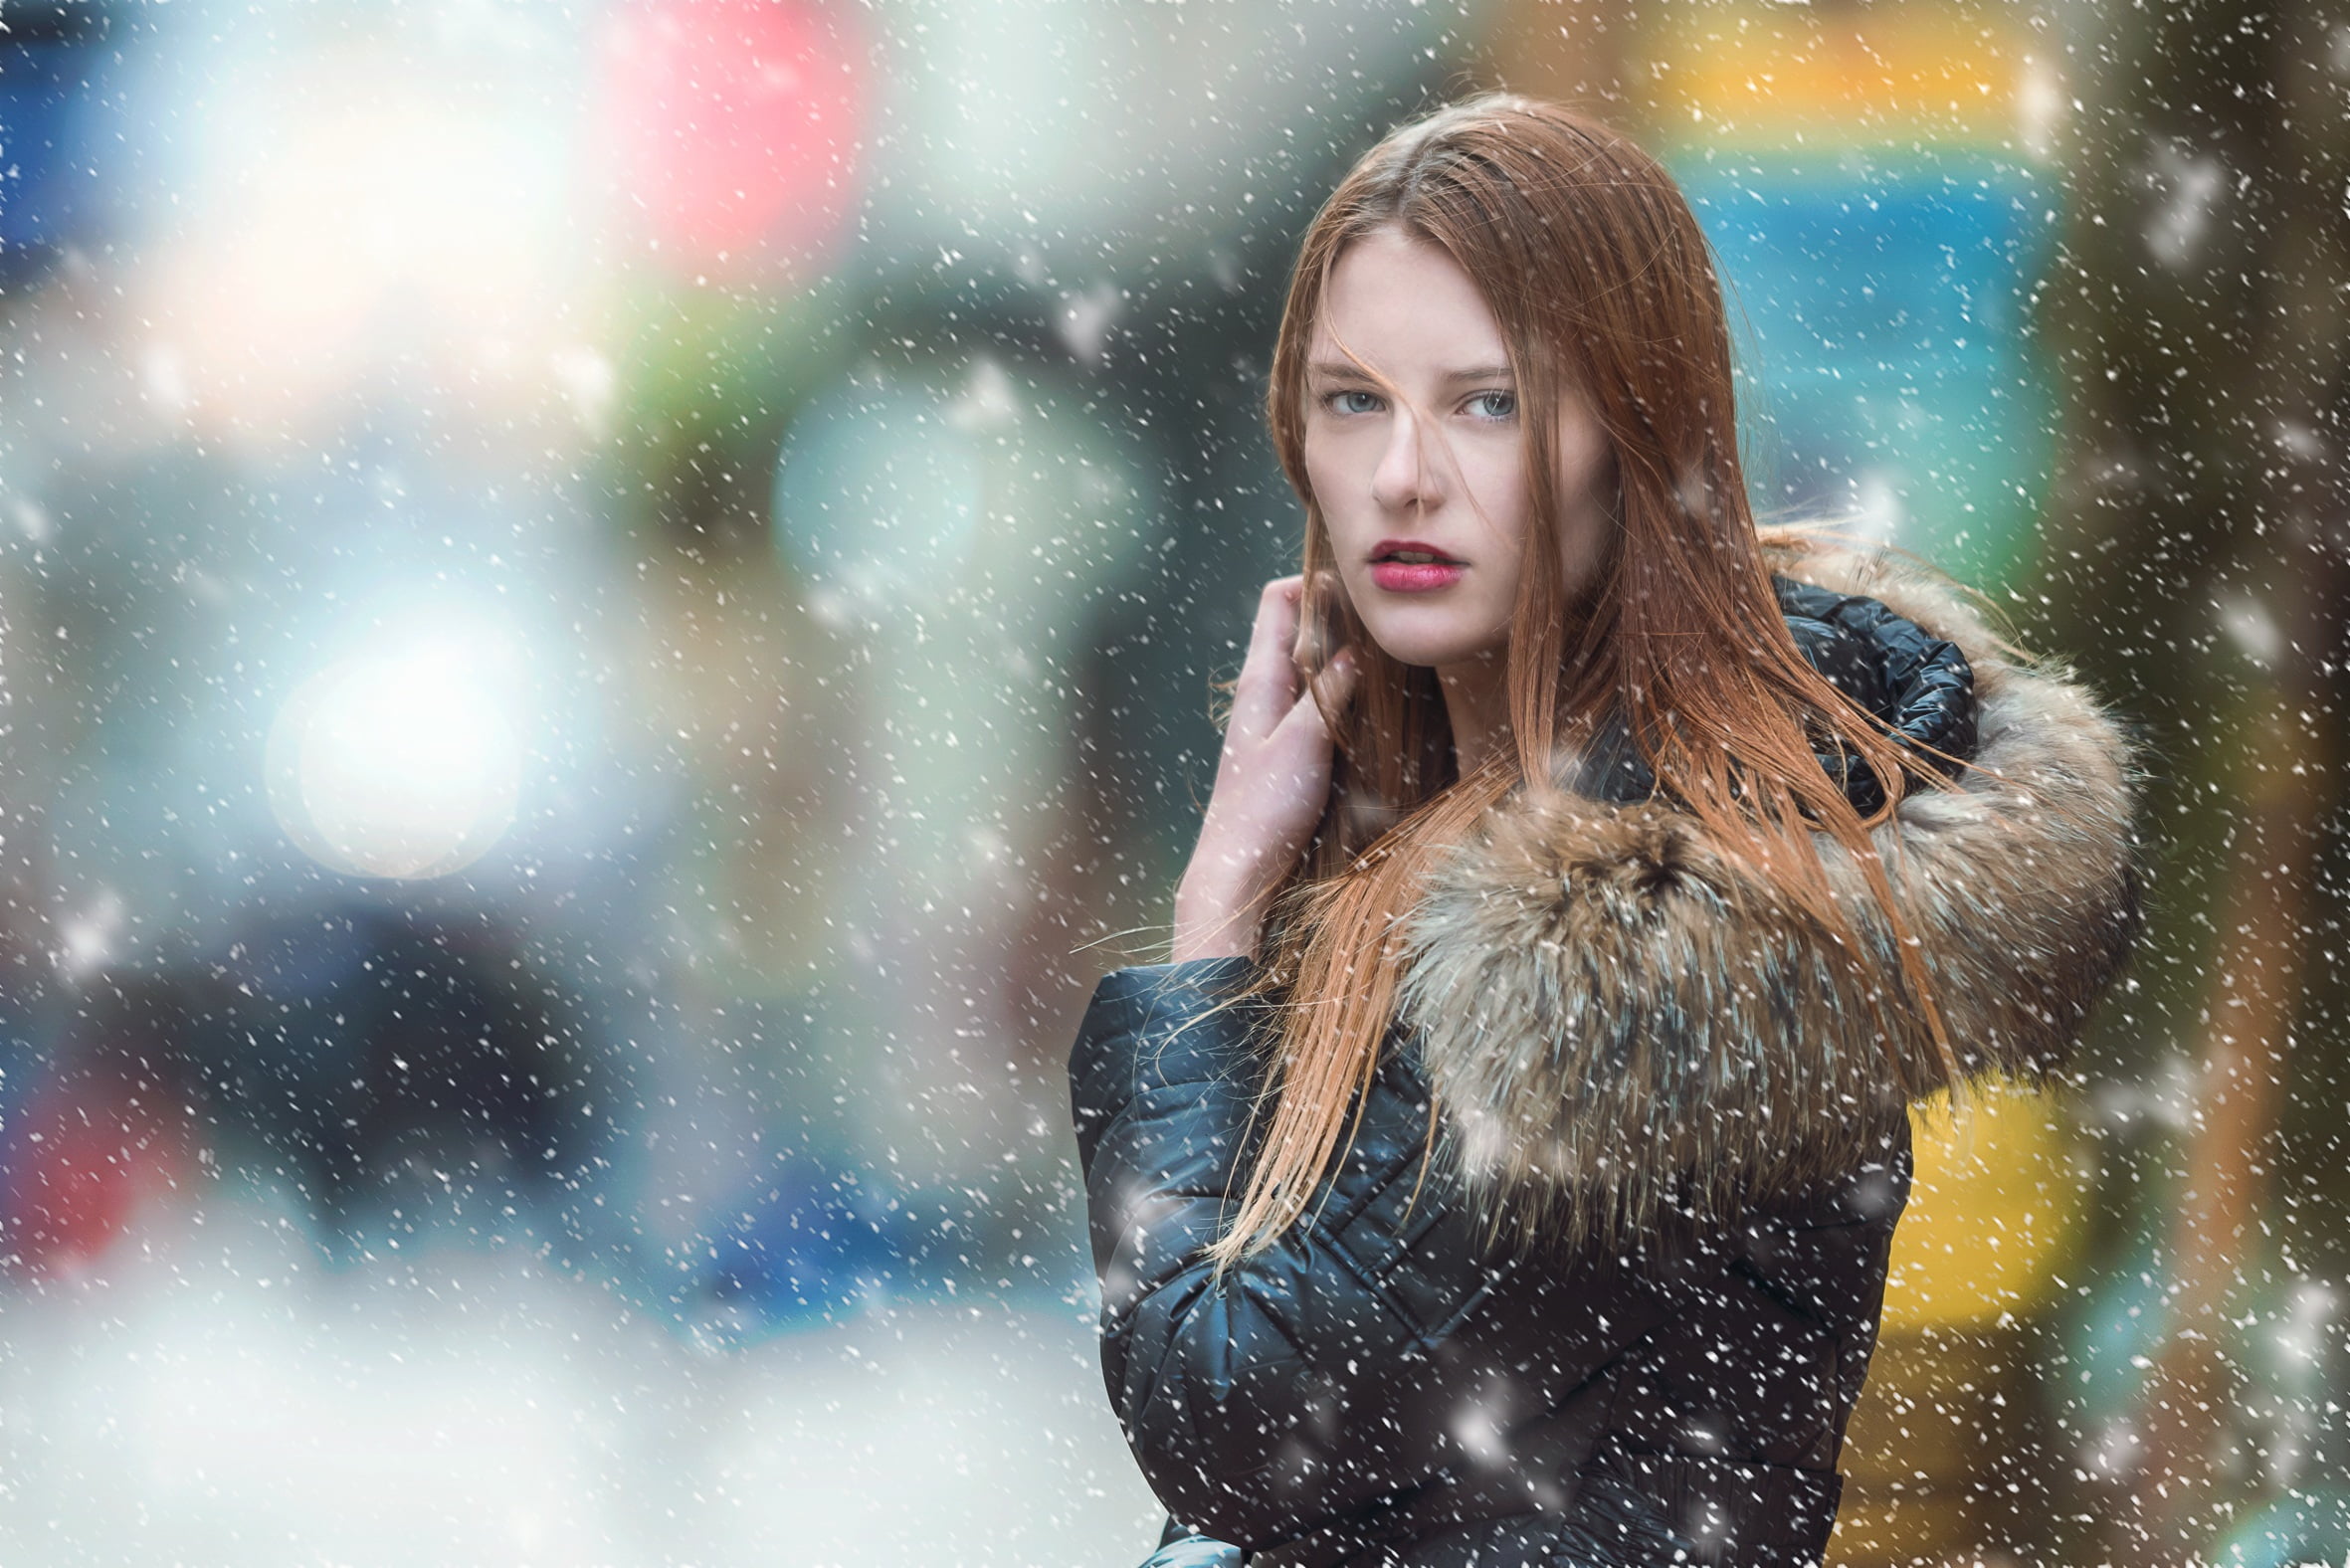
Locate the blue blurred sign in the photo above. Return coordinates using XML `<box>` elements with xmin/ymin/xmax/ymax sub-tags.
<box><xmin>0</xmin><ymin>7</ymin><xmax>117</xmax><ymax>275</ymax></box>
<box><xmin>1679</xmin><ymin>151</ymin><xmax>2058</xmax><ymax>585</ymax></box>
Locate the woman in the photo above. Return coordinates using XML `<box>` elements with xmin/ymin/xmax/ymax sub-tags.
<box><xmin>1067</xmin><ymin>95</ymin><xmax>2143</xmax><ymax>1568</ymax></box>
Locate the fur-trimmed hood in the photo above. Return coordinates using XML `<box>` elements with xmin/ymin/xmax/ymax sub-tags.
<box><xmin>1396</xmin><ymin>534</ymin><xmax>2148</xmax><ymax>1251</ymax></box>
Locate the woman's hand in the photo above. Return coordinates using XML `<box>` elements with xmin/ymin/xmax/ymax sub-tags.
<box><xmin>1172</xmin><ymin>575</ymin><xmax>1358</xmax><ymax>963</ymax></box>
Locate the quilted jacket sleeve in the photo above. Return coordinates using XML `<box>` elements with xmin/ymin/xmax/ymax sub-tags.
<box><xmin>1067</xmin><ymin>958</ymin><xmax>1677</xmax><ymax>1550</ymax></box>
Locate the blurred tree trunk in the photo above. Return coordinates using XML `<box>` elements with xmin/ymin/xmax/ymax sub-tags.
<box><xmin>2027</xmin><ymin>0</ymin><xmax>2350</xmax><ymax>1561</ymax></box>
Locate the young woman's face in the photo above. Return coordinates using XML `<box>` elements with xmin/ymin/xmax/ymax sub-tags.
<box><xmin>1302</xmin><ymin>224</ymin><xmax>1615</xmax><ymax>673</ymax></box>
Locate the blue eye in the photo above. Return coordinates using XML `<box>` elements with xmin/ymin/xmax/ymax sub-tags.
<box><xmin>1467</xmin><ymin>390</ymin><xmax>1517</xmax><ymax>420</ymax></box>
<box><xmin>1325</xmin><ymin>390</ymin><xmax>1381</xmax><ymax>416</ymax></box>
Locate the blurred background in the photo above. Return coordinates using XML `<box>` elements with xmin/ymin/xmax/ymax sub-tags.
<box><xmin>0</xmin><ymin>0</ymin><xmax>2342</xmax><ymax>1563</ymax></box>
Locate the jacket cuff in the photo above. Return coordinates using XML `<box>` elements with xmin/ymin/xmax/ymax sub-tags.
<box><xmin>1067</xmin><ymin>957</ymin><xmax>1268</xmax><ymax>1164</ymax></box>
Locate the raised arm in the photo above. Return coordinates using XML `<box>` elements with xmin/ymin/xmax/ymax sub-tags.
<box><xmin>1069</xmin><ymin>957</ymin><xmax>1678</xmax><ymax>1551</ymax></box>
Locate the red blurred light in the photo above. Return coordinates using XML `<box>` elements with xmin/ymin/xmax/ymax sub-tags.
<box><xmin>597</xmin><ymin>0</ymin><xmax>868</xmax><ymax>282</ymax></box>
<box><xmin>3</xmin><ymin>1079</ymin><xmax>193</xmax><ymax>1276</ymax></box>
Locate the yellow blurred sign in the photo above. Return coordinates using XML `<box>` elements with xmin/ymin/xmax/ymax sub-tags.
<box><xmin>1881</xmin><ymin>1081</ymin><xmax>2083</xmax><ymax>1332</ymax></box>
<box><xmin>1644</xmin><ymin>0</ymin><xmax>2045</xmax><ymax>151</ymax></box>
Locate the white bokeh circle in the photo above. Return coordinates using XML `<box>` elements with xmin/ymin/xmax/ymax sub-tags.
<box><xmin>268</xmin><ymin>644</ymin><xmax>524</xmax><ymax>881</ymax></box>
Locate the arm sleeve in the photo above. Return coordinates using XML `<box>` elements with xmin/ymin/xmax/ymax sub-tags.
<box><xmin>1068</xmin><ymin>959</ymin><xmax>1675</xmax><ymax>1550</ymax></box>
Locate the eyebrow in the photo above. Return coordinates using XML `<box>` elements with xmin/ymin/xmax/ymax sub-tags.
<box><xmin>1307</xmin><ymin>360</ymin><xmax>1516</xmax><ymax>384</ymax></box>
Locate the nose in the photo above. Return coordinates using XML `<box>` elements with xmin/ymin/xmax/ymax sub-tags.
<box><xmin>1370</xmin><ymin>402</ymin><xmax>1442</xmax><ymax>514</ymax></box>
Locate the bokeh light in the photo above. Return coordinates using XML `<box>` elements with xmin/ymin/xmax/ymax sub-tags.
<box><xmin>267</xmin><ymin>636</ymin><xmax>527</xmax><ymax>882</ymax></box>
<box><xmin>594</xmin><ymin>0</ymin><xmax>868</xmax><ymax>284</ymax></box>
<box><xmin>123</xmin><ymin>19</ymin><xmax>584</xmax><ymax>445</ymax></box>
<box><xmin>770</xmin><ymin>377</ymin><xmax>986</xmax><ymax>612</ymax></box>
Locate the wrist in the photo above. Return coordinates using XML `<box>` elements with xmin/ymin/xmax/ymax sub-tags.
<box><xmin>1171</xmin><ymin>873</ymin><xmax>1273</xmax><ymax>964</ymax></box>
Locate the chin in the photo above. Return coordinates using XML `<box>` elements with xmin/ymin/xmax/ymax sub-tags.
<box><xmin>1359</xmin><ymin>622</ymin><xmax>1507</xmax><ymax>671</ymax></box>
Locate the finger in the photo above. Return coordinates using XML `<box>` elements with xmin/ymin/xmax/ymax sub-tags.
<box><xmin>1266</xmin><ymin>686</ymin><xmax>1335</xmax><ymax>780</ymax></box>
<box><xmin>1291</xmin><ymin>570</ymin><xmax>1343</xmax><ymax>674</ymax></box>
<box><xmin>1270</xmin><ymin>646</ymin><xmax>1358</xmax><ymax>752</ymax></box>
<box><xmin>1231</xmin><ymin>576</ymin><xmax>1304</xmax><ymax>735</ymax></box>
<box><xmin>1311</xmin><ymin>644</ymin><xmax>1362</xmax><ymax>716</ymax></box>
<box><xmin>1303</xmin><ymin>644</ymin><xmax>1361</xmax><ymax>735</ymax></box>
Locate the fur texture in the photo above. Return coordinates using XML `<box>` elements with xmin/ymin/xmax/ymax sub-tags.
<box><xmin>1397</xmin><ymin>535</ymin><xmax>2148</xmax><ymax>1251</ymax></box>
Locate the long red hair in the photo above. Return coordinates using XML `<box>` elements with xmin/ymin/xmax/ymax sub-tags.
<box><xmin>1204</xmin><ymin>94</ymin><xmax>1971</xmax><ymax>1272</ymax></box>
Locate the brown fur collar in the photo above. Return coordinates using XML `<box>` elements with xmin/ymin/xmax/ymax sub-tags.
<box><xmin>1396</xmin><ymin>535</ymin><xmax>2148</xmax><ymax>1250</ymax></box>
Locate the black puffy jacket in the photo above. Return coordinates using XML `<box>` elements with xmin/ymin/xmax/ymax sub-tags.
<box><xmin>1070</xmin><ymin>540</ymin><xmax>2144</xmax><ymax>1567</ymax></box>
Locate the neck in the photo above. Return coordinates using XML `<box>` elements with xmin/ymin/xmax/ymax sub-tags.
<box><xmin>1436</xmin><ymin>652</ymin><xmax>1510</xmax><ymax>776</ymax></box>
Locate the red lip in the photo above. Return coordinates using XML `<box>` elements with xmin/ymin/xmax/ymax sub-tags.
<box><xmin>1368</xmin><ymin>538</ymin><xmax>1466</xmax><ymax>593</ymax></box>
<box><xmin>1371</xmin><ymin>562</ymin><xmax>1466</xmax><ymax>592</ymax></box>
<box><xmin>1369</xmin><ymin>538</ymin><xmax>1464</xmax><ymax>565</ymax></box>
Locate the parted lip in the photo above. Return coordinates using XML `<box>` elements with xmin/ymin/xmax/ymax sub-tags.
<box><xmin>1369</xmin><ymin>538</ymin><xmax>1466</xmax><ymax>564</ymax></box>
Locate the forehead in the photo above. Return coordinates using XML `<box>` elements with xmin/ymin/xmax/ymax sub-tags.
<box><xmin>1309</xmin><ymin>225</ymin><xmax>1508</xmax><ymax>371</ymax></box>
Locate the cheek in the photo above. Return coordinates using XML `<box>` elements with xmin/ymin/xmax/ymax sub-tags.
<box><xmin>1301</xmin><ymin>436</ymin><xmax>1351</xmax><ymax>507</ymax></box>
<box><xmin>1557</xmin><ymin>415</ymin><xmax>1613</xmax><ymax>498</ymax></box>
<box><xmin>1460</xmin><ymin>448</ymin><xmax>1534</xmax><ymax>552</ymax></box>
<box><xmin>1556</xmin><ymin>447</ymin><xmax>1619</xmax><ymax>595</ymax></box>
